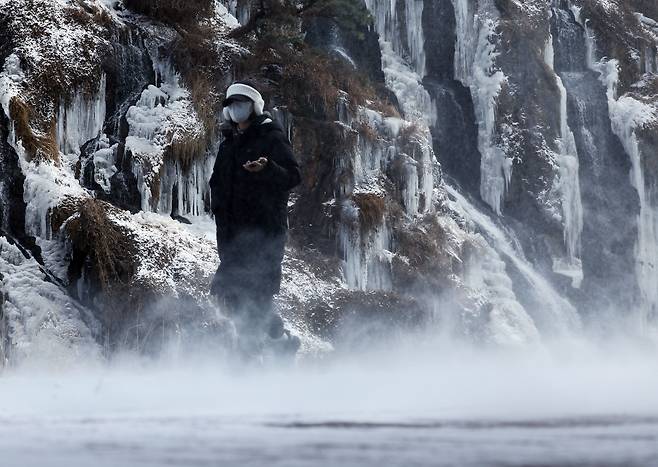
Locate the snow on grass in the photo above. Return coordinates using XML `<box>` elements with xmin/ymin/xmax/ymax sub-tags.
<box><xmin>0</xmin><ymin>236</ymin><xmax>100</xmax><ymax>368</ymax></box>
<box><xmin>3</xmin><ymin>0</ymin><xmax>110</xmax><ymax>98</ymax></box>
<box><xmin>109</xmin><ymin>211</ymin><xmax>219</xmax><ymax>298</ymax></box>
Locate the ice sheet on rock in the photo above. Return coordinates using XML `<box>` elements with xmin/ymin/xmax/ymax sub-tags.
<box><xmin>219</xmin><ymin>0</ymin><xmax>250</xmax><ymax>26</ymax></box>
<box><xmin>544</xmin><ymin>31</ymin><xmax>584</xmax><ymax>286</ymax></box>
<box><xmin>365</xmin><ymin>0</ymin><xmax>426</xmax><ymax>78</ymax></box>
<box><xmin>14</xmin><ymin>144</ymin><xmax>90</xmax><ymax>240</ymax></box>
<box><xmin>214</xmin><ymin>0</ymin><xmax>241</xmax><ymax>28</ymax></box>
<box><xmin>452</xmin><ymin>0</ymin><xmax>511</xmax><ymax>215</ymax></box>
<box><xmin>579</xmin><ymin>22</ymin><xmax>658</xmax><ymax>329</ymax></box>
<box><xmin>364</xmin><ymin>0</ymin><xmax>435</xmax><ymax>127</ymax></box>
<box><xmin>464</xmin><ymin>236</ymin><xmax>541</xmax><ymax>345</ymax></box>
<box><xmin>0</xmin><ymin>236</ymin><xmax>100</xmax><ymax>367</ymax></box>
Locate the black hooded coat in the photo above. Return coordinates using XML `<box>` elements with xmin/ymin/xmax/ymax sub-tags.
<box><xmin>209</xmin><ymin>114</ymin><xmax>301</xmax><ymax>298</ymax></box>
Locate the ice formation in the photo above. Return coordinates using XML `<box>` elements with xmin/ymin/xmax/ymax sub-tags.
<box><xmin>0</xmin><ymin>236</ymin><xmax>100</xmax><ymax>367</ymax></box>
<box><xmin>452</xmin><ymin>0</ymin><xmax>511</xmax><ymax>215</ymax></box>
<box><xmin>364</xmin><ymin>0</ymin><xmax>426</xmax><ymax>79</ymax></box>
<box><xmin>544</xmin><ymin>29</ymin><xmax>584</xmax><ymax>287</ymax></box>
<box><xmin>56</xmin><ymin>74</ymin><xmax>107</xmax><ymax>156</ymax></box>
<box><xmin>573</xmin><ymin>10</ymin><xmax>658</xmax><ymax>328</ymax></box>
<box><xmin>89</xmin><ymin>134</ymin><xmax>118</xmax><ymax>194</ymax></box>
<box><xmin>125</xmin><ymin>58</ymin><xmax>206</xmax><ymax>213</ymax></box>
<box><xmin>609</xmin><ymin>95</ymin><xmax>658</xmax><ymax>328</ymax></box>
<box><xmin>365</xmin><ymin>0</ymin><xmax>436</xmax><ymax>126</ymax></box>
<box><xmin>335</xmin><ymin>90</ymin><xmax>435</xmax><ymax>291</ymax></box>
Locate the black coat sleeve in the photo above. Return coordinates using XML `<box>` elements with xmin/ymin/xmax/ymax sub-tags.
<box><xmin>209</xmin><ymin>142</ymin><xmax>227</xmax><ymax>215</ymax></box>
<box><xmin>260</xmin><ymin>132</ymin><xmax>301</xmax><ymax>191</ymax></box>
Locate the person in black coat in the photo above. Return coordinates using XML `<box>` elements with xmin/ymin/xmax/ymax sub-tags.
<box><xmin>209</xmin><ymin>81</ymin><xmax>302</xmax><ymax>357</ymax></box>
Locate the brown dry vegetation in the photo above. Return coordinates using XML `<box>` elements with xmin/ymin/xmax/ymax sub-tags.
<box><xmin>305</xmin><ymin>289</ymin><xmax>427</xmax><ymax>341</ymax></box>
<box><xmin>63</xmin><ymin>1</ymin><xmax>113</xmax><ymax>28</ymax></box>
<box><xmin>171</xmin><ymin>24</ymin><xmax>229</xmax><ymax>150</ymax></box>
<box><xmin>8</xmin><ymin>97</ymin><xmax>59</xmax><ymax>163</ymax></box>
<box><xmin>392</xmin><ymin>214</ymin><xmax>457</xmax><ymax>293</ymax></box>
<box><xmin>355</xmin><ymin>121</ymin><xmax>379</xmax><ymax>142</ymax></box>
<box><xmin>168</xmin><ymin>132</ymin><xmax>207</xmax><ymax>171</ymax></box>
<box><xmin>236</xmin><ymin>36</ymin><xmax>397</xmax><ymax>122</ymax></box>
<box><xmin>352</xmin><ymin>192</ymin><xmax>386</xmax><ymax>231</ymax></box>
<box><xmin>65</xmin><ymin>199</ymin><xmax>136</xmax><ymax>291</ymax></box>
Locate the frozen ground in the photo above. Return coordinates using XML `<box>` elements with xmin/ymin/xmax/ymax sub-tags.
<box><xmin>1</xmin><ymin>337</ymin><xmax>658</xmax><ymax>466</ymax></box>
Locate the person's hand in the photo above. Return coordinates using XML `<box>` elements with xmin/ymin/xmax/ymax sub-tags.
<box><xmin>243</xmin><ymin>157</ymin><xmax>268</xmax><ymax>172</ymax></box>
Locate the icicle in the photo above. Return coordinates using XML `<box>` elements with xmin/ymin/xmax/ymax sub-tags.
<box><xmin>125</xmin><ymin>53</ymin><xmax>204</xmax><ymax>214</ymax></box>
<box><xmin>338</xmin><ymin>200</ymin><xmax>393</xmax><ymax>292</ymax></box>
<box><xmin>0</xmin><ymin>236</ymin><xmax>100</xmax><ymax>367</ymax></box>
<box><xmin>364</xmin><ymin>0</ymin><xmax>426</xmax><ymax>78</ymax></box>
<box><xmin>56</xmin><ymin>74</ymin><xmax>106</xmax><ymax>156</ymax></box>
<box><xmin>156</xmin><ymin>155</ymin><xmax>214</xmax><ymax>217</ymax></box>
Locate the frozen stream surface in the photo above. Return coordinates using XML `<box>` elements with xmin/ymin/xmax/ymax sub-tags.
<box><xmin>2</xmin><ymin>340</ymin><xmax>658</xmax><ymax>466</ymax></box>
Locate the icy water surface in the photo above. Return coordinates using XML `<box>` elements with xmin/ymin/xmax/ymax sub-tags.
<box><xmin>2</xmin><ymin>340</ymin><xmax>658</xmax><ymax>466</ymax></box>
<box><xmin>2</xmin><ymin>414</ymin><xmax>658</xmax><ymax>466</ymax></box>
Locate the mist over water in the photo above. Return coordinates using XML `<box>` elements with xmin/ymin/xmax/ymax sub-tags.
<box><xmin>2</xmin><ymin>327</ymin><xmax>658</xmax><ymax>467</ymax></box>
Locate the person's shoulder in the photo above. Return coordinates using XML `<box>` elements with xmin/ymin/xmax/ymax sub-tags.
<box><xmin>259</xmin><ymin>120</ymin><xmax>288</xmax><ymax>143</ymax></box>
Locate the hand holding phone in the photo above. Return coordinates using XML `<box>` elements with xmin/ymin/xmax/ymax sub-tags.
<box><xmin>243</xmin><ymin>157</ymin><xmax>268</xmax><ymax>172</ymax></box>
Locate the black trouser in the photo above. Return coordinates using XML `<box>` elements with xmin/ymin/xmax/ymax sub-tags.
<box><xmin>220</xmin><ymin>291</ymin><xmax>284</xmax><ymax>345</ymax></box>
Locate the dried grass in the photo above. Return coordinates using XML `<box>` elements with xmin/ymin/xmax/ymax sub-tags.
<box><xmin>238</xmin><ymin>41</ymin><xmax>397</xmax><ymax>121</ymax></box>
<box><xmin>65</xmin><ymin>199</ymin><xmax>136</xmax><ymax>291</ymax></box>
<box><xmin>352</xmin><ymin>192</ymin><xmax>386</xmax><ymax>231</ymax></box>
<box><xmin>8</xmin><ymin>97</ymin><xmax>59</xmax><ymax>163</ymax></box>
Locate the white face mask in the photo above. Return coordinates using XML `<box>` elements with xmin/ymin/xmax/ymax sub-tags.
<box><xmin>227</xmin><ymin>101</ymin><xmax>254</xmax><ymax>123</ymax></box>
